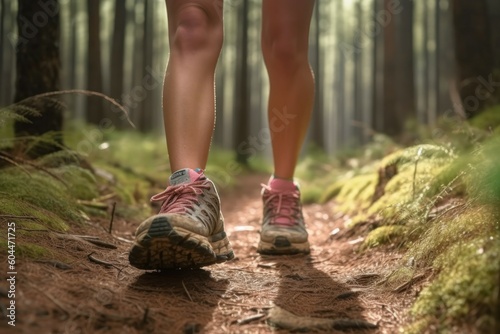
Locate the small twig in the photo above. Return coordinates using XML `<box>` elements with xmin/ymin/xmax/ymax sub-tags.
<box><xmin>96</xmin><ymin>193</ymin><xmax>117</xmax><ymax>202</ymax></box>
<box><xmin>393</xmin><ymin>273</ymin><xmax>426</xmax><ymax>293</ymax></box>
<box><xmin>77</xmin><ymin>200</ymin><xmax>108</xmax><ymax>210</ymax></box>
<box><xmin>56</xmin><ymin>234</ymin><xmax>117</xmax><ymax>249</ymax></box>
<box><xmin>139</xmin><ymin>308</ymin><xmax>149</xmax><ymax>328</ymax></box>
<box><xmin>85</xmin><ymin>239</ymin><xmax>117</xmax><ymax>249</ymax></box>
<box><xmin>267</xmin><ymin>305</ymin><xmax>377</xmax><ymax>331</ymax></box>
<box><xmin>113</xmin><ymin>235</ymin><xmax>133</xmax><ymax>244</ymax></box>
<box><xmin>17</xmin><ymin>228</ymin><xmax>49</xmax><ymax>232</ymax></box>
<box><xmin>108</xmin><ymin>202</ymin><xmax>116</xmax><ymax>234</ymax></box>
<box><xmin>181</xmin><ymin>280</ymin><xmax>193</xmax><ymax>302</ymax></box>
<box><xmin>35</xmin><ymin>260</ymin><xmax>72</xmax><ymax>270</ymax></box>
<box><xmin>87</xmin><ymin>252</ymin><xmax>120</xmax><ymax>269</ymax></box>
<box><xmin>236</xmin><ymin>313</ymin><xmax>267</xmax><ymax>325</ymax></box>
<box><xmin>0</xmin><ymin>214</ymin><xmax>38</xmax><ymax>220</ymax></box>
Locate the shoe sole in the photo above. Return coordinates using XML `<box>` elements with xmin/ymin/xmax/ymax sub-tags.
<box><xmin>257</xmin><ymin>236</ymin><xmax>310</xmax><ymax>255</ymax></box>
<box><xmin>129</xmin><ymin>216</ymin><xmax>234</xmax><ymax>270</ymax></box>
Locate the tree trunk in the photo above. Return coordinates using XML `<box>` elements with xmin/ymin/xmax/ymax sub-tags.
<box><xmin>110</xmin><ymin>0</ymin><xmax>126</xmax><ymax>101</ymax></box>
<box><xmin>140</xmin><ymin>0</ymin><xmax>154</xmax><ymax>131</ymax></box>
<box><xmin>335</xmin><ymin>0</ymin><xmax>345</xmax><ymax>145</ymax></box>
<box><xmin>396</xmin><ymin>0</ymin><xmax>415</xmax><ymax>126</ymax></box>
<box><xmin>86</xmin><ymin>0</ymin><xmax>104</xmax><ymax>124</ymax></box>
<box><xmin>14</xmin><ymin>0</ymin><xmax>63</xmax><ymax>157</ymax></box>
<box><xmin>382</xmin><ymin>0</ymin><xmax>398</xmax><ymax>136</ymax></box>
<box><xmin>451</xmin><ymin>0</ymin><xmax>494</xmax><ymax>118</ymax></box>
<box><xmin>234</xmin><ymin>0</ymin><xmax>250</xmax><ymax>164</ymax></box>
<box><xmin>352</xmin><ymin>0</ymin><xmax>363</xmax><ymax>145</ymax></box>
<box><xmin>437</xmin><ymin>0</ymin><xmax>454</xmax><ymax>114</ymax></box>
<box><xmin>486</xmin><ymin>0</ymin><xmax>500</xmax><ymax>68</ymax></box>
<box><xmin>372</xmin><ymin>0</ymin><xmax>384</xmax><ymax>133</ymax></box>
<box><xmin>1</xmin><ymin>0</ymin><xmax>15</xmax><ymax>107</ymax></box>
<box><xmin>311</xmin><ymin>0</ymin><xmax>323</xmax><ymax>148</ymax></box>
<box><xmin>131</xmin><ymin>0</ymin><xmax>145</xmax><ymax>129</ymax></box>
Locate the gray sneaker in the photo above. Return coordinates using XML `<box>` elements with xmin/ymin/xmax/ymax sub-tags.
<box><xmin>257</xmin><ymin>178</ymin><xmax>310</xmax><ymax>255</ymax></box>
<box><xmin>129</xmin><ymin>168</ymin><xmax>234</xmax><ymax>270</ymax></box>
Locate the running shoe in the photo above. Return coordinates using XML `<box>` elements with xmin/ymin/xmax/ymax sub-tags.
<box><xmin>129</xmin><ymin>168</ymin><xmax>234</xmax><ymax>269</ymax></box>
<box><xmin>257</xmin><ymin>177</ymin><xmax>310</xmax><ymax>255</ymax></box>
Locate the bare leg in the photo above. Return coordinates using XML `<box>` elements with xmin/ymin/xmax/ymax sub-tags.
<box><xmin>163</xmin><ymin>0</ymin><xmax>223</xmax><ymax>172</ymax></box>
<box><xmin>261</xmin><ymin>0</ymin><xmax>315</xmax><ymax>179</ymax></box>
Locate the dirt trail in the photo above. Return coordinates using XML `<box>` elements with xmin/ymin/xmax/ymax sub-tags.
<box><xmin>1</xmin><ymin>173</ymin><xmax>415</xmax><ymax>333</ymax></box>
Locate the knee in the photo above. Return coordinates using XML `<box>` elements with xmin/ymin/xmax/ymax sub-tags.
<box><xmin>171</xmin><ymin>6</ymin><xmax>222</xmax><ymax>57</ymax></box>
<box><xmin>262</xmin><ymin>32</ymin><xmax>308</xmax><ymax>70</ymax></box>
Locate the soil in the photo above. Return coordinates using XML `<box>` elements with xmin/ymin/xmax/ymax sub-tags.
<box><xmin>0</xmin><ymin>173</ymin><xmax>421</xmax><ymax>333</ymax></box>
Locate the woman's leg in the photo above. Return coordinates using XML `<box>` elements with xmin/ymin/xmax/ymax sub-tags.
<box><xmin>261</xmin><ymin>0</ymin><xmax>315</xmax><ymax>180</ymax></box>
<box><xmin>129</xmin><ymin>1</ymin><xmax>233</xmax><ymax>271</ymax></box>
<box><xmin>163</xmin><ymin>0</ymin><xmax>223</xmax><ymax>172</ymax></box>
<box><xmin>258</xmin><ymin>0</ymin><xmax>315</xmax><ymax>255</ymax></box>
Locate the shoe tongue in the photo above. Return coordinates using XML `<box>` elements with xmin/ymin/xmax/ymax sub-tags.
<box><xmin>169</xmin><ymin>168</ymin><xmax>204</xmax><ymax>186</ymax></box>
<box><xmin>269</xmin><ymin>177</ymin><xmax>297</xmax><ymax>192</ymax></box>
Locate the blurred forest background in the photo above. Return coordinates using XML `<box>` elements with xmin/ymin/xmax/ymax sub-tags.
<box><xmin>1</xmin><ymin>0</ymin><xmax>500</xmax><ymax>157</ymax></box>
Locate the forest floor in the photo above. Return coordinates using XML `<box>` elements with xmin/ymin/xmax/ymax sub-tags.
<box><xmin>0</xmin><ymin>172</ymin><xmax>423</xmax><ymax>334</ymax></box>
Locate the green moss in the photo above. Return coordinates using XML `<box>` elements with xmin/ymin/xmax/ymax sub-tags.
<box><xmin>467</xmin><ymin>138</ymin><xmax>500</xmax><ymax>204</ymax></box>
<box><xmin>0</xmin><ymin>198</ymin><xmax>69</xmax><ymax>231</ymax></box>
<box><xmin>410</xmin><ymin>238</ymin><xmax>499</xmax><ymax>333</ymax></box>
<box><xmin>363</xmin><ymin>225</ymin><xmax>406</xmax><ymax>248</ymax></box>
<box><xmin>0</xmin><ymin>169</ymin><xmax>82</xmax><ymax>225</ymax></box>
<box><xmin>94</xmin><ymin>163</ymin><xmax>152</xmax><ymax>205</ymax></box>
<box><xmin>379</xmin><ymin>144</ymin><xmax>454</xmax><ymax>170</ymax></box>
<box><xmin>17</xmin><ymin>243</ymin><xmax>51</xmax><ymax>258</ymax></box>
<box><xmin>469</xmin><ymin>104</ymin><xmax>500</xmax><ymax>130</ymax></box>
<box><xmin>301</xmin><ymin>185</ymin><xmax>324</xmax><ymax>204</ymax></box>
<box><xmin>35</xmin><ymin>150</ymin><xmax>82</xmax><ymax>168</ymax></box>
<box><xmin>0</xmin><ymin>240</ymin><xmax>50</xmax><ymax>259</ymax></box>
<box><xmin>52</xmin><ymin>165</ymin><xmax>99</xmax><ymax>200</ymax></box>
<box><xmin>320</xmin><ymin>178</ymin><xmax>347</xmax><ymax>203</ymax></box>
<box><xmin>367</xmin><ymin>145</ymin><xmax>455</xmax><ymax>223</ymax></box>
<box><xmin>337</xmin><ymin>173</ymin><xmax>378</xmax><ymax>214</ymax></box>
<box><xmin>319</xmin><ymin>134</ymin><xmax>500</xmax><ymax>332</ymax></box>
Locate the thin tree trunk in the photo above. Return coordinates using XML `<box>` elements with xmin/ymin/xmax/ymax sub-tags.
<box><xmin>335</xmin><ymin>0</ymin><xmax>345</xmax><ymax>145</ymax></box>
<box><xmin>489</xmin><ymin>0</ymin><xmax>500</xmax><ymax>69</ymax></box>
<box><xmin>437</xmin><ymin>0</ymin><xmax>454</xmax><ymax>114</ymax></box>
<box><xmin>14</xmin><ymin>0</ymin><xmax>63</xmax><ymax>157</ymax></box>
<box><xmin>2</xmin><ymin>0</ymin><xmax>14</xmax><ymax>106</ymax></box>
<box><xmin>372</xmin><ymin>0</ymin><xmax>384</xmax><ymax>133</ymax></box>
<box><xmin>131</xmin><ymin>0</ymin><xmax>145</xmax><ymax>128</ymax></box>
<box><xmin>352</xmin><ymin>0</ymin><xmax>363</xmax><ymax>145</ymax></box>
<box><xmin>396</xmin><ymin>0</ymin><xmax>415</xmax><ymax>126</ymax></box>
<box><xmin>311</xmin><ymin>0</ymin><xmax>323</xmax><ymax>148</ymax></box>
<box><xmin>382</xmin><ymin>0</ymin><xmax>398</xmax><ymax>136</ymax></box>
<box><xmin>234</xmin><ymin>0</ymin><xmax>250</xmax><ymax>164</ymax></box>
<box><xmin>110</xmin><ymin>0</ymin><xmax>126</xmax><ymax>101</ymax></box>
<box><xmin>140</xmin><ymin>0</ymin><xmax>154</xmax><ymax>131</ymax></box>
<box><xmin>87</xmin><ymin>0</ymin><xmax>104</xmax><ymax>124</ymax></box>
<box><xmin>451</xmin><ymin>0</ymin><xmax>493</xmax><ymax>118</ymax></box>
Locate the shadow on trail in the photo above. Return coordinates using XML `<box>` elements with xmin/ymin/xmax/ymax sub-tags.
<box><xmin>268</xmin><ymin>255</ymin><xmax>375</xmax><ymax>333</ymax></box>
<box><xmin>128</xmin><ymin>269</ymin><xmax>229</xmax><ymax>333</ymax></box>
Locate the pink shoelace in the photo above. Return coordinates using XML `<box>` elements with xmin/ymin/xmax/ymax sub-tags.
<box><xmin>151</xmin><ymin>181</ymin><xmax>210</xmax><ymax>214</ymax></box>
<box><xmin>262</xmin><ymin>184</ymin><xmax>301</xmax><ymax>227</ymax></box>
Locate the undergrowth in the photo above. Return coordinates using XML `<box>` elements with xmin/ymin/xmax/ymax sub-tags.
<box><xmin>2</xmin><ymin>95</ymin><xmax>499</xmax><ymax>332</ymax></box>
<box><xmin>314</xmin><ymin>106</ymin><xmax>500</xmax><ymax>333</ymax></box>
